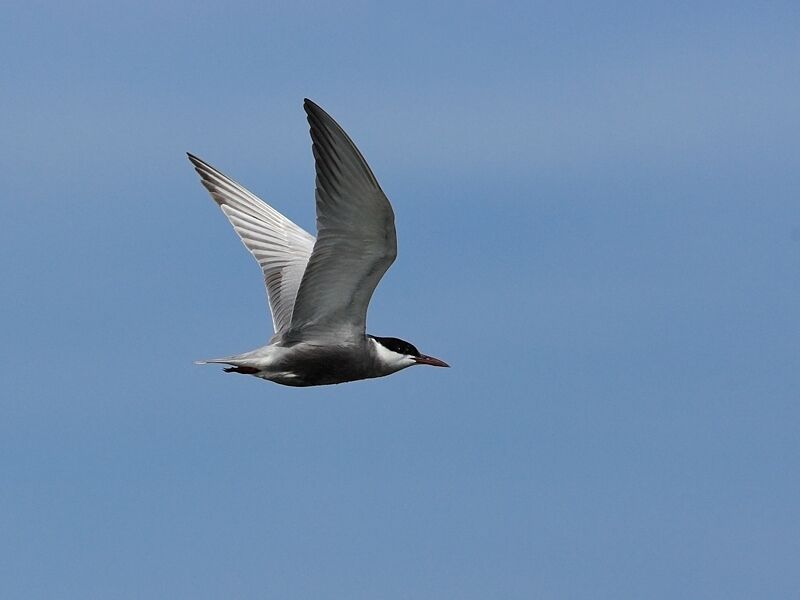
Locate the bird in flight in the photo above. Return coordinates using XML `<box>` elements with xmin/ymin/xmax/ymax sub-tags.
<box><xmin>188</xmin><ymin>99</ymin><xmax>449</xmax><ymax>387</ymax></box>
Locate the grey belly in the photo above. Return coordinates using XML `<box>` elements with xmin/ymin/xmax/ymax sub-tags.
<box><xmin>266</xmin><ymin>345</ymin><xmax>374</xmax><ymax>387</ymax></box>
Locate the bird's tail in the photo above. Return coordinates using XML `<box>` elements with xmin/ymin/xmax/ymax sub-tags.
<box><xmin>194</xmin><ymin>353</ymin><xmax>261</xmax><ymax>374</ymax></box>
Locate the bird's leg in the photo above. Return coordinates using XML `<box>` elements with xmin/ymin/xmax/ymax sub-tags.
<box><xmin>223</xmin><ymin>366</ymin><xmax>260</xmax><ymax>375</ymax></box>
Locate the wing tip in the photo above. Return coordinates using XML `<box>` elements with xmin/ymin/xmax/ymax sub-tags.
<box><xmin>187</xmin><ymin>152</ymin><xmax>206</xmax><ymax>171</ymax></box>
<box><xmin>303</xmin><ymin>98</ymin><xmax>329</xmax><ymax>123</ymax></box>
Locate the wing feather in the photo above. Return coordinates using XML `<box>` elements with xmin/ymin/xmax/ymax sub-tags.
<box><xmin>286</xmin><ymin>100</ymin><xmax>397</xmax><ymax>341</ymax></box>
<box><xmin>187</xmin><ymin>153</ymin><xmax>315</xmax><ymax>335</ymax></box>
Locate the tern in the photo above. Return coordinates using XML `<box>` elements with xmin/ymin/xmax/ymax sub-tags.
<box><xmin>188</xmin><ymin>99</ymin><xmax>449</xmax><ymax>387</ymax></box>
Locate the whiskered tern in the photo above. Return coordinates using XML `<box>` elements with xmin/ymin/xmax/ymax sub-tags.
<box><xmin>189</xmin><ymin>99</ymin><xmax>449</xmax><ymax>387</ymax></box>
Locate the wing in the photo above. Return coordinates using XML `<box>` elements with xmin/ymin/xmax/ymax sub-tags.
<box><xmin>188</xmin><ymin>153</ymin><xmax>315</xmax><ymax>336</ymax></box>
<box><xmin>286</xmin><ymin>99</ymin><xmax>397</xmax><ymax>341</ymax></box>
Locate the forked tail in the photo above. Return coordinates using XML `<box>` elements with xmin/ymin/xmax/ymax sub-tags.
<box><xmin>194</xmin><ymin>356</ymin><xmax>260</xmax><ymax>375</ymax></box>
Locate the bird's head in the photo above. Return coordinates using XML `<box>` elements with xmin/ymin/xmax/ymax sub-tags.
<box><xmin>369</xmin><ymin>336</ymin><xmax>450</xmax><ymax>373</ymax></box>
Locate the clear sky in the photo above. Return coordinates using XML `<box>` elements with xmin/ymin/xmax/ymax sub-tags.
<box><xmin>2</xmin><ymin>1</ymin><xmax>799</xmax><ymax>598</ymax></box>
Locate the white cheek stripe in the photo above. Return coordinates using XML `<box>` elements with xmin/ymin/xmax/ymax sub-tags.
<box><xmin>371</xmin><ymin>338</ymin><xmax>410</xmax><ymax>367</ymax></box>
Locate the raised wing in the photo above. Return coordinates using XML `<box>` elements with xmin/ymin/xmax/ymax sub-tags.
<box><xmin>287</xmin><ymin>99</ymin><xmax>397</xmax><ymax>341</ymax></box>
<box><xmin>188</xmin><ymin>153</ymin><xmax>315</xmax><ymax>336</ymax></box>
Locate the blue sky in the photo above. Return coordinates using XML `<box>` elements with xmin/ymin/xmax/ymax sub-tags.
<box><xmin>2</xmin><ymin>1</ymin><xmax>799</xmax><ymax>598</ymax></box>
